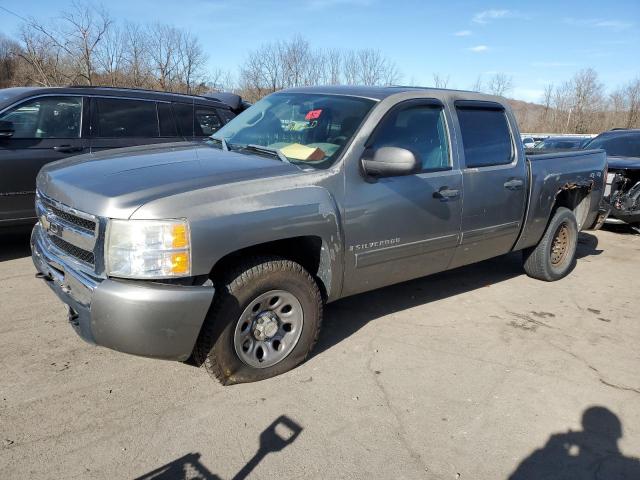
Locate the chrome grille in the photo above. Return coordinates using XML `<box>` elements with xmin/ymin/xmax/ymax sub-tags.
<box><xmin>46</xmin><ymin>203</ymin><xmax>96</xmax><ymax>232</ymax></box>
<box><xmin>49</xmin><ymin>236</ymin><xmax>95</xmax><ymax>265</ymax></box>
<box><xmin>36</xmin><ymin>191</ymin><xmax>99</xmax><ymax>270</ymax></box>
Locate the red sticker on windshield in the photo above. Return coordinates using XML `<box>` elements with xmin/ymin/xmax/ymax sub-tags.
<box><xmin>305</xmin><ymin>109</ymin><xmax>323</xmax><ymax>120</ymax></box>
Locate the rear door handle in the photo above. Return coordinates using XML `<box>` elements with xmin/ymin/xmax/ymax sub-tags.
<box><xmin>504</xmin><ymin>179</ymin><xmax>524</xmax><ymax>190</ymax></box>
<box><xmin>433</xmin><ymin>187</ymin><xmax>460</xmax><ymax>201</ymax></box>
<box><xmin>53</xmin><ymin>145</ymin><xmax>84</xmax><ymax>153</ymax></box>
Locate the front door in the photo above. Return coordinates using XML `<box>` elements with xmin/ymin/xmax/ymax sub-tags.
<box><xmin>342</xmin><ymin>100</ymin><xmax>462</xmax><ymax>297</ymax></box>
<box><xmin>0</xmin><ymin>95</ymin><xmax>87</xmax><ymax>224</ymax></box>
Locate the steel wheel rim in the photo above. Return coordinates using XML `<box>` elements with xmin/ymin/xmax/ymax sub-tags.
<box><xmin>550</xmin><ymin>223</ymin><xmax>571</xmax><ymax>266</ymax></box>
<box><xmin>234</xmin><ymin>290</ymin><xmax>304</xmax><ymax>369</ymax></box>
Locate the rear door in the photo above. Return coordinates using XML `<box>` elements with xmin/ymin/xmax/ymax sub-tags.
<box><xmin>0</xmin><ymin>95</ymin><xmax>87</xmax><ymax>224</ymax></box>
<box><xmin>449</xmin><ymin>101</ymin><xmax>527</xmax><ymax>268</ymax></box>
<box><xmin>89</xmin><ymin>97</ymin><xmax>169</xmax><ymax>153</ymax></box>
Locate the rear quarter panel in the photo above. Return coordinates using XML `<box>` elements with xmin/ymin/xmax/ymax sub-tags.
<box><xmin>513</xmin><ymin>149</ymin><xmax>606</xmax><ymax>251</ymax></box>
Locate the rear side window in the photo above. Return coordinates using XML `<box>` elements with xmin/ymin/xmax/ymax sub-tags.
<box><xmin>173</xmin><ymin>102</ymin><xmax>193</xmax><ymax>137</ymax></box>
<box><xmin>194</xmin><ymin>107</ymin><xmax>222</xmax><ymax>137</ymax></box>
<box><xmin>0</xmin><ymin>96</ymin><xmax>82</xmax><ymax>139</ymax></box>
<box><xmin>95</xmin><ymin>98</ymin><xmax>158</xmax><ymax>138</ymax></box>
<box><xmin>369</xmin><ymin>103</ymin><xmax>450</xmax><ymax>172</ymax></box>
<box><xmin>457</xmin><ymin>107</ymin><xmax>513</xmax><ymax>168</ymax></box>
<box><xmin>217</xmin><ymin>109</ymin><xmax>235</xmax><ymax>124</ymax></box>
<box><xmin>157</xmin><ymin>102</ymin><xmax>178</xmax><ymax>137</ymax></box>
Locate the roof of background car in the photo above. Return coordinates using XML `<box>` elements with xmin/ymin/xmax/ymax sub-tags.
<box><xmin>279</xmin><ymin>85</ymin><xmax>499</xmax><ymax>102</ymax></box>
<box><xmin>0</xmin><ymin>86</ymin><xmax>230</xmax><ymax>109</ymax></box>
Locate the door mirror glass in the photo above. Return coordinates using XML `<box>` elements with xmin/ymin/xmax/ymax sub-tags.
<box><xmin>0</xmin><ymin>120</ymin><xmax>14</xmax><ymax>138</ymax></box>
<box><xmin>361</xmin><ymin>146</ymin><xmax>419</xmax><ymax>178</ymax></box>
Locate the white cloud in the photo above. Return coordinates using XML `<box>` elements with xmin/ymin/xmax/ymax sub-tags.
<box><xmin>564</xmin><ymin>18</ymin><xmax>634</xmax><ymax>30</ymax></box>
<box><xmin>473</xmin><ymin>9</ymin><xmax>511</xmax><ymax>24</ymax></box>
<box><xmin>454</xmin><ymin>30</ymin><xmax>472</xmax><ymax>36</ymax></box>
<box><xmin>468</xmin><ymin>45</ymin><xmax>489</xmax><ymax>53</ymax></box>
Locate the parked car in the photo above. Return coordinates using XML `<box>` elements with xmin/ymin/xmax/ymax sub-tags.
<box><xmin>534</xmin><ymin>136</ymin><xmax>590</xmax><ymax>150</ymax></box>
<box><xmin>521</xmin><ymin>135</ymin><xmax>548</xmax><ymax>148</ymax></box>
<box><xmin>31</xmin><ymin>86</ymin><xmax>607</xmax><ymax>384</ymax></box>
<box><xmin>584</xmin><ymin>129</ymin><xmax>640</xmax><ymax>233</ymax></box>
<box><xmin>0</xmin><ymin>86</ymin><xmax>243</xmax><ymax>228</ymax></box>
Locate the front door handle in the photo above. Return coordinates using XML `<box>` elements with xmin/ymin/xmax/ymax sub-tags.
<box><xmin>433</xmin><ymin>186</ymin><xmax>460</xmax><ymax>201</ymax></box>
<box><xmin>504</xmin><ymin>179</ymin><xmax>524</xmax><ymax>190</ymax></box>
<box><xmin>53</xmin><ymin>145</ymin><xmax>84</xmax><ymax>153</ymax></box>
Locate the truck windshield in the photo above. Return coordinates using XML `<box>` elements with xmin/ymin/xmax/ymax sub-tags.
<box><xmin>211</xmin><ymin>93</ymin><xmax>376</xmax><ymax>169</ymax></box>
<box><xmin>585</xmin><ymin>133</ymin><xmax>640</xmax><ymax>158</ymax></box>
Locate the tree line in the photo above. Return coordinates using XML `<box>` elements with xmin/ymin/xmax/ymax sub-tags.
<box><xmin>1</xmin><ymin>3</ymin><xmax>638</xmax><ymax>133</ymax></box>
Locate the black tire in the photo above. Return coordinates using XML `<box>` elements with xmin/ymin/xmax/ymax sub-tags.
<box><xmin>522</xmin><ymin>207</ymin><xmax>578</xmax><ymax>281</ymax></box>
<box><xmin>194</xmin><ymin>256</ymin><xmax>323</xmax><ymax>385</ymax></box>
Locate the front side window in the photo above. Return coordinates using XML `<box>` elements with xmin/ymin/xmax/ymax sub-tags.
<box><xmin>95</xmin><ymin>98</ymin><xmax>158</xmax><ymax>138</ymax></box>
<box><xmin>368</xmin><ymin>103</ymin><xmax>450</xmax><ymax>172</ymax></box>
<box><xmin>214</xmin><ymin>93</ymin><xmax>375</xmax><ymax>169</ymax></box>
<box><xmin>457</xmin><ymin>107</ymin><xmax>513</xmax><ymax>168</ymax></box>
<box><xmin>0</xmin><ymin>96</ymin><xmax>82</xmax><ymax>139</ymax></box>
<box><xmin>195</xmin><ymin>107</ymin><xmax>222</xmax><ymax>136</ymax></box>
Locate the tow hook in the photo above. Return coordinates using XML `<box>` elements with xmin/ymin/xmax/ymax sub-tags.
<box><xmin>35</xmin><ymin>272</ymin><xmax>52</xmax><ymax>281</ymax></box>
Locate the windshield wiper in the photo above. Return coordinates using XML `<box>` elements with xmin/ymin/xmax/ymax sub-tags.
<box><xmin>210</xmin><ymin>136</ymin><xmax>229</xmax><ymax>151</ymax></box>
<box><xmin>242</xmin><ymin>144</ymin><xmax>290</xmax><ymax>163</ymax></box>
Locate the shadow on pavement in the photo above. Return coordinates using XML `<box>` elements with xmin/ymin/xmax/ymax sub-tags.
<box><xmin>316</xmin><ymin>231</ymin><xmax>600</xmax><ymax>357</ymax></box>
<box><xmin>134</xmin><ymin>415</ymin><xmax>303</xmax><ymax>480</ymax></box>
<box><xmin>0</xmin><ymin>227</ymin><xmax>32</xmax><ymax>262</ymax></box>
<box><xmin>509</xmin><ymin>406</ymin><xmax>640</xmax><ymax>479</ymax></box>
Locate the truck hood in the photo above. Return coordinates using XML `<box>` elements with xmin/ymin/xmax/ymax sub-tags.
<box><xmin>607</xmin><ymin>155</ymin><xmax>640</xmax><ymax>170</ymax></box>
<box><xmin>37</xmin><ymin>142</ymin><xmax>300</xmax><ymax>218</ymax></box>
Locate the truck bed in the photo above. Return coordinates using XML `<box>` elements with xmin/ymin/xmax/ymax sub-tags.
<box><xmin>513</xmin><ymin>149</ymin><xmax>607</xmax><ymax>251</ymax></box>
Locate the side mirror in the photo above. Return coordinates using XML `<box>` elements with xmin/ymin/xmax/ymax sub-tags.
<box><xmin>0</xmin><ymin>120</ymin><xmax>14</xmax><ymax>139</ymax></box>
<box><xmin>361</xmin><ymin>146</ymin><xmax>419</xmax><ymax>179</ymax></box>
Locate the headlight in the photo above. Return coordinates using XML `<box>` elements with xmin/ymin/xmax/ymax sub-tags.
<box><xmin>106</xmin><ymin>219</ymin><xmax>191</xmax><ymax>279</ymax></box>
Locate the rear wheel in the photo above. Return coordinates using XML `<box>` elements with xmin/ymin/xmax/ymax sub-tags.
<box><xmin>194</xmin><ymin>256</ymin><xmax>323</xmax><ymax>385</ymax></box>
<box><xmin>523</xmin><ymin>207</ymin><xmax>578</xmax><ymax>281</ymax></box>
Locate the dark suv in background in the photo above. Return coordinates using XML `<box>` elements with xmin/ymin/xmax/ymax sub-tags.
<box><xmin>0</xmin><ymin>86</ymin><xmax>243</xmax><ymax>227</ymax></box>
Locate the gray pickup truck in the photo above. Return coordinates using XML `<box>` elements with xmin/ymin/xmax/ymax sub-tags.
<box><xmin>31</xmin><ymin>86</ymin><xmax>607</xmax><ymax>384</ymax></box>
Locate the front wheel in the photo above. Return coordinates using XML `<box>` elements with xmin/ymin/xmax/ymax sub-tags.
<box><xmin>522</xmin><ymin>207</ymin><xmax>578</xmax><ymax>281</ymax></box>
<box><xmin>194</xmin><ymin>256</ymin><xmax>323</xmax><ymax>385</ymax></box>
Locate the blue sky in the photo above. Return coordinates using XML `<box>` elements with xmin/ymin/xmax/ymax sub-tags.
<box><xmin>1</xmin><ymin>0</ymin><xmax>638</xmax><ymax>103</ymax></box>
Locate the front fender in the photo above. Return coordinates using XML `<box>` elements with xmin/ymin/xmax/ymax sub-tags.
<box><xmin>134</xmin><ymin>184</ymin><xmax>344</xmax><ymax>301</ymax></box>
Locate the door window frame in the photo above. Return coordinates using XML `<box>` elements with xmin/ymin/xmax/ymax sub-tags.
<box><xmin>89</xmin><ymin>95</ymin><xmax>162</xmax><ymax>139</ymax></box>
<box><xmin>364</xmin><ymin>98</ymin><xmax>454</xmax><ymax>174</ymax></box>
<box><xmin>454</xmin><ymin>100</ymin><xmax>518</xmax><ymax>170</ymax></box>
<box><xmin>0</xmin><ymin>94</ymin><xmax>85</xmax><ymax>140</ymax></box>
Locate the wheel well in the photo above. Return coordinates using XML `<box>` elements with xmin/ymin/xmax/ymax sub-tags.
<box><xmin>209</xmin><ymin>236</ymin><xmax>327</xmax><ymax>299</ymax></box>
<box><xmin>553</xmin><ymin>185</ymin><xmax>592</xmax><ymax>230</ymax></box>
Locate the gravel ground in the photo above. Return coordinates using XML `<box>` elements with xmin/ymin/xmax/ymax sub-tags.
<box><xmin>1</xmin><ymin>226</ymin><xmax>639</xmax><ymax>479</ymax></box>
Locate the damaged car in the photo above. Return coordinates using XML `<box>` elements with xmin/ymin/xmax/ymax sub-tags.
<box><xmin>584</xmin><ymin>129</ymin><xmax>640</xmax><ymax>233</ymax></box>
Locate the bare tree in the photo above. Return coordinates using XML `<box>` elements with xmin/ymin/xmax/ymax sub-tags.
<box><xmin>122</xmin><ymin>22</ymin><xmax>149</xmax><ymax>88</ymax></box>
<box><xmin>176</xmin><ymin>30</ymin><xmax>207</xmax><ymax>94</ymax></box>
<box><xmin>471</xmin><ymin>74</ymin><xmax>483</xmax><ymax>92</ymax></box>
<box><xmin>623</xmin><ymin>78</ymin><xmax>640</xmax><ymax>128</ymax></box>
<box><xmin>432</xmin><ymin>73</ymin><xmax>450</xmax><ymax>88</ymax></box>
<box><xmin>487</xmin><ymin>73</ymin><xmax>513</xmax><ymax>96</ymax></box>
<box><xmin>96</xmin><ymin>24</ymin><xmax>125</xmax><ymax>86</ymax></box>
<box><xmin>25</xmin><ymin>2</ymin><xmax>112</xmax><ymax>85</ymax></box>
<box><xmin>147</xmin><ymin>23</ymin><xmax>180</xmax><ymax>90</ymax></box>
<box><xmin>0</xmin><ymin>34</ymin><xmax>21</xmax><ymax>88</ymax></box>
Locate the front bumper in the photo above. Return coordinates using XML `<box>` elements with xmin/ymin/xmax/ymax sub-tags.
<box><xmin>31</xmin><ymin>225</ymin><xmax>215</xmax><ymax>361</ymax></box>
